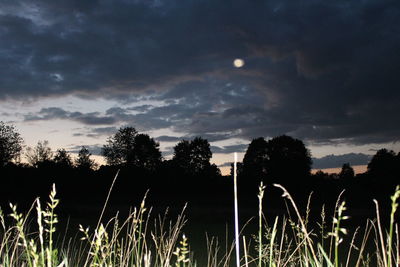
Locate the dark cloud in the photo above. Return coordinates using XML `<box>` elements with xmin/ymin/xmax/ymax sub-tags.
<box><xmin>211</xmin><ymin>144</ymin><xmax>248</xmax><ymax>154</ymax></box>
<box><xmin>155</xmin><ymin>136</ymin><xmax>182</xmax><ymax>142</ymax></box>
<box><xmin>312</xmin><ymin>153</ymin><xmax>372</xmax><ymax>169</ymax></box>
<box><xmin>24</xmin><ymin>107</ymin><xmax>69</xmax><ymax>120</ymax></box>
<box><xmin>218</xmin><ymin>162</ymin><xmax>233</xmax><ymax>168</ymax></box>
<box><xmin>71</xmin><ymin>126</ymin><xmax>118</xmax><ymax>138</ymax></box>
<box><xmin>70</xmin><ymin>112</ymin><xmax>116</xmax><ymax>125</ymax></box>
<box><xmin>127</xmin><ymin>105</ymin><xmax>154</xmax><ymax>113</ymax></box>
<box><xmin>218</xmin><ymin>152</ymin><xmax>372</xmax><ymax>169</ymax></box>
<box><xmin>24</xmin><ymin>107</ymin><xmax>117</xmax><ymax>125</ymax></box>
<box><xmin>85</xmin><ymin>127</ymin><xmax>118</xmax><ymax>138</ymax></box>
<box><xmin>68</xmin><ymin>144</ymin><xmax>103</xmax><ymax>156</ymax></box>
<box><xmin>155</xmin><ymin>132</ymin><xmax>239</xmax><ymax>144</ymax></box>
<box><xmin>2</xmin><ymin>0</ymin><xmax>400</xmax><ymax>146</ymax></box>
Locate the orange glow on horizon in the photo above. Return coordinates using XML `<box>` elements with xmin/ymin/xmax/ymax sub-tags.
<box><xmin>312</xmin><ymin>165</ymin><xmax>367</xmax><ymax>175</ymax></box>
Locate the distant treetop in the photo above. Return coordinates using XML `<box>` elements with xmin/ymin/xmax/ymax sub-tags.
<box><xmin>0</xmin><ymin>121</ymin><xmax>23</xmax><ymax>167</ymax></box>
<box><xmin>75</xmin><ymin>146</ymin><xmax>97</xmax><ymax>170</ymax></box>
<box><xmin>102</xmin><ymin>126</ymin><xmax>161</xmax><ymax>170</ymax></box>
<box><xmin>242</xmin><ymin>135</ymin><xmax>312</xmax><ymax>183</ymax></box>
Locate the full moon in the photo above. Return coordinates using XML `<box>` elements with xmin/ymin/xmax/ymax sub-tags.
<box><xmin>233</xmin><ymin>58</ymin><xmax>245</xmax><ymax>68</ymax></box>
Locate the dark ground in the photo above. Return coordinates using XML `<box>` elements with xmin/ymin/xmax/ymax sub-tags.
<box><xmin>0</xmin><ymin>165</ymin><xmax>398</xmax><ymax>265</ymax></box>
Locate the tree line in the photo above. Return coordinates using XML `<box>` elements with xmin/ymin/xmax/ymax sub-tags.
<box><xmin>1</xmin><ymin>121</ymin><xmax>400</xmax><ymax>185</ymax></box>
<box><xmin>0</xmin><ymin>122</ymin><xmax>220</xmax><ymax>177</ymax></box>
<box><xmin>1</xmin><ymin>120</ymin><xmax>399</xmax><ymax>221</ymax></box>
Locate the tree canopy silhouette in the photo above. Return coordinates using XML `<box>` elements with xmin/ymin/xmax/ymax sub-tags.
<box><xmin>367</xmin><ymin>149</ymin><xmax>398</xmax><ymax>180</ymax></box>
<box><xmin>131</xmin><ymin>133</ymin><xmax>162</xmax><ymax>171</ymax></box>
<box><xmin>339</xmin><ymin>163</ymin><xmax>355</xmax><ymax>179</ymax></box>
<box><xmin>242</xmin><ymin>135</ymin><xmax>312</xmax><ymax>183</ymax></box>
<box><xmin>242</xmin><ymin>137</ymin><xmax>269</xmax><ymax>180</ymax></box>
<box><xmin>53</xmin><ymin>148</ymin><xmax>73</xmax><ymax>169</ymax></box>
<box><xmin>26</xmin><ymin>140</ymin><xmax>53</xmax><ymax>168</ymax></box>
<box><xmin>266</xmin><ymin>135</ymin><xmax>312</xmax><ymax>181</ymax></box>
<box><xmin>75</xmin><ymin>146</ymin><xmax>97</xmax><ymax>170</ymax></box>
<box><xmin>102</xmin><ymin>127</ymin><xmax>161</xmax><ymax>170</ymax></box>
<box><xmin>102</xmin><ymin>127</ymin><xmax>137</xmax><ymax>165</ymax></box>
<box><xmin>172</xmin><ymin>137</ymin><xmax>218</xmax><ymax>176</ymax></box>
<box><xmin>0</xmin><ymin>121</ymin><xmax>23</xmax><ymax>167</ymax></box>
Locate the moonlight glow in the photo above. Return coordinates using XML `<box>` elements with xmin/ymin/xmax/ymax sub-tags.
<box><xmin>233</xmin><ymin>58</ymin><xmax>245</xmax><ymax>68</ymax></box>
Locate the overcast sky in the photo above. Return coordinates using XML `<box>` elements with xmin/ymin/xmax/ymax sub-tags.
<box><xmin>1</xmin><ymin>0</ymin><xmax>399</xmax><ymax>173</ymax></box>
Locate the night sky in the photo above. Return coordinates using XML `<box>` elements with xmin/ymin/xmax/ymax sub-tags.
<box><xmin>1</xmin><ymin>0</ymin><xmax>399</xmax><ymax>174</ymax></box>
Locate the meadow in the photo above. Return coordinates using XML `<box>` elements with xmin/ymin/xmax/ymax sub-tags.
<box><xmin>0</xmin><ymin>170</ymin><xmax>398</xmax><ymax>267</ymax></box>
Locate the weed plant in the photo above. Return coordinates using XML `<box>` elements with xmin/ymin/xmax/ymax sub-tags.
<box><xmin>0</xmin><ymin>179</ymin><xmax>398</xmax><ymax>266</ymax></box>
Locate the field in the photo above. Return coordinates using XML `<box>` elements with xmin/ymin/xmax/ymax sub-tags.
<box><xmin>0</xmin><ymin>171</ymin><xmax>398</xmax><ymax>267</ymax></box>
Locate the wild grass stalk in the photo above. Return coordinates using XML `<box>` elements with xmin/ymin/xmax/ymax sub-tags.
<box><xmin>45</xmin><ymin>184</ymin><xmax>59</xmax><ymax>266</ymax></box>
<box><xmin>273</xmin><ymin>184</ymin><xmax>319</xmax><ymax>265</ymax></box>
<box><xmin>355</xmin><ymin>220</ymin><xmax>373</xmax><ymax>267</ymax></box>
<box><xmin>331</xmin><ymin>201</ymin><xmax>349</xmax><ymax>267</ymax></box>
<box><xmin>374</xmin><ymin>199</ymin><xmax>388</xmax><ymax>267</ymax></box>
<box><xmin>317</xmin><ymin>204</ymin><xmax>326</xmax><ymax>263</ymax></box>
<box><xmin>205</xmin><ymin>235</ymin><xmax>218</xmax><ymax>267</ymax></box>
<box><xmin>276</xmin><ymin>216</ymin><xmax>287</xmax><ymax>266</ymax></box>
<box><xmin>328</xmin><ymin>190</ymin><xmax>345</xmax><ymax>261</ymax></box>
<box><xmin>173</xmin><ymin>234</ymin><xmax>190</xmax><ymax>267</ymax></box>
<box><xmin>395</xmin><ymin>224</ymin><xmax>399</xmax><ymax>266</ymax></box>
<box><xmin>242</xmin><ymin>236</ymin><xmax>249</xmax><ymax>267</ymax></box>
<box><xmin>345</xmin><ymin>226</ymin><xmax>359</xmax><ymax>267</ymax></box>
<box><xmin>269</xmin><ymin>216</ymin><xmax>279</xmax><ymax>267</ymax></box>
<box><xmin>387</xmin><ymin>185</ymin><xmax>400</xmax><ymax>267</ymax></box>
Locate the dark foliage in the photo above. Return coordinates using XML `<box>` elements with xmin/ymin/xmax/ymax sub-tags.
<box><xmin>132</xmin><ymin>134</ymin><xmax>162</xmax><ymax>171</ymax></box>
<box><xmin>242</xmin><ymin>135</ymin><xmax>312</xmax><ymax>185</ymax></box>
<box><xmin>26</xmin><ymin>140</ymin><xmax>53</xmax><ymax>168</ymax></box>
<box><xmin>266</xmin><ymin>135</ymin><xmax>312</xmax><ymax>181</ymax></box>
<box><xmin>75</xmin><ymin>146</ymin><xmax>97</xmax><ymax>170</ymax></box>
<box><xmin>102</xmin><ymin>127</ymin><xmax>138</xmax><ymax>165</ymax></box>
<box><xmin>242</xmin><ymin>137</ymin><xmax>269</xmax><ymax>181</ymax></box>
<box><xmin>172</xmin><ymin>137</ymin><xmax>219</xmax><ymax>177</ymax></box>
<box><xmin>53</xmin><ymin>148</ymin><xmax>73</xmax><ymax>169</ymax></box>
<box><xmin>102</xmin><ymin>127</ymin><xmax>161</xmax><ymax>171</ymax></box>
<box><xmin>367</xmin><ymin>149</ymin><xmax>398</xmax><ymax>179</ymax></box>
<box><xmin>339</xmin><ymin>163</ymin><xmax>355</xmax><ymax>179</ymax></box>
<box><xmin>0</xmin><ymin>121</ymin><xmax>23</xmax><ymax>167</ymax></box>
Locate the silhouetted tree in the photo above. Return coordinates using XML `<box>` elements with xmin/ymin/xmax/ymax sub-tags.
<box><xmin>172</xmin><ymin>137</ymin><xmax>215</xmax><ymax>175</ymax></box>
<box><xmin>242</xmin><ymin>137</ymin><xmax>269</xmax><ymax>180</ymax></box>
<box><xmin>243</xmin><ymin>135</ymin><xmax>312</xmax><ymax>183</ymax></box>
<box><xmin>397</xmin><ymin>152</ymin><xmax>400</xmax><ymax>174</ymax></box>
<box><xmin>173</xmin><ymin>140</ymin><xmax>191</xmax><ymax>170</ymax></box>
<box><xmin>207</xmin><ymin>163</ymin><xmax>222</xmax><ymax>177</ymax></box>
<box><xmin>314</xmin><ymin>170</ymin><xmax>329</xmax><ymax>180</ymax></box>
<box><xmin>102</xmin><ymin>127</ymin><xmax>161</xmax><ymax>170</ymax></box>
<box><xmin>190</xmin><ymin>137</ymin><xmax>212</xmax><ymax>173</ymax></box>
<box><xmin>0</xmin><ymin>121</ymin><xmax>23</xmax><ymax>167</ymax></box>
<box><xmin>26</xmin><ymin>141</ymin><xmax>53</xmax><ymax>168</ymax></box>
<box><xmin>75</xmin><ymin>146</ymin><xmax>97</xmax><ymax>170</ymax></box>
<box><xmin>102</xmin><ymin>127</ymin><xmax>137</xmax><ymax>165</ymax></box>
<box><xmin>339</xmin><ymin>163</ymin><xmax>355</xmax><ymax>179</ymax></box>
<box><xmin>367</xmin><ymin>149</ymin><xmax>397</xmax><ymax>179</ymax></box>
<box><xmin>133</xmin><ymin>134</ymin><xmax>162</xmax><ymax>171</ymax></box>
<box><xmin>266</xmin><ymin>135</ymin><xmax>312</xmax><ymax>182</ymax></box>
<box><xmin>53</xmin><ymin>148</ymin><xmax>73</xmax><ymax>169</ymax></box>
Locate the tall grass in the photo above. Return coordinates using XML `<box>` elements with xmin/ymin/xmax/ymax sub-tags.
<box><xmin>0</xmin><ymin>180</ymin><xmax>398</xmax><ymax>266</ymax></box>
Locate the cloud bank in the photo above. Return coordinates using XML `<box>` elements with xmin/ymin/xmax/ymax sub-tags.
<box><xmin>1</xmin><ymin>0</ymin><xmax>400</xmax><ymax>147</ymax></box>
